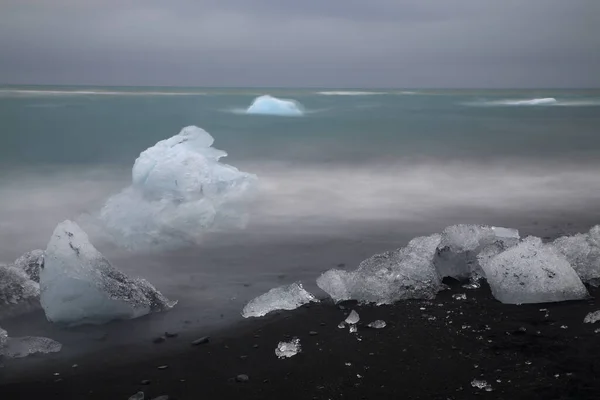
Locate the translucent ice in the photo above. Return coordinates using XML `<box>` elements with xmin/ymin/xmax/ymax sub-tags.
<box><xmin>434</xmin><ymin>225</ymin><xmax>520</xmax><ymax>280</ymax></box>
<box><xmin>246</xmin><ymin>95</ymin><xmax>304</xmax><ymax>116</ymax></box>
<box><xmin>345</xmin><ymin>310</ymin><xmax>360</xmax><ymax>325</ymax></box>
<box><xmin>97</xmin><ymin>126</ymin><xmax>257</xmax><ymax>251</ymax></box>
<box><xmin>40</xmin><ymin>220</ymin><xmax>176</xmax><ymax>326</ymax></box>
<box><xmin>275</xmin><ymin>337</ymin><xmax>301</xmax><ymax>358</ymax></box>
<box><xmin>241</xmin><ymin>282</ymin><xmax>318</xmax><ymax>318</ymax></box>
<box><xmin>0</xmin><ymin>326</ymin><xmax>61</xmax><ymax>359</ymax></box>
<box><xmin>552</xmin><ymin>225</ymin><xmax>600</xmax><ymax>285</ymax></box>
<box><xmin>367</xmin><ymin>320</ymin><xmax>386</xmax><ymax>329</ymax></box>
<box><xmin>13</xmin><ymin>249</ymin><xmax>44</xmax><ymax>283</ymax></box>
<box><xmin>318</xmin><ymin>234</ymin><xmax>443</xmax><ymax>305</ymax></box>
<box><xmin>481</xmin><ymin>237</ymin><xmax>588</xmax><ymax>304</ymax></box>
<box><xmin>0</xmin><ymin>263</ymin><xmax>40</xmax><ymax>317</ymax></box>
<box><xmin>584</xmin><ymin>311</ymin><xmax>600</xmax><ymax>324</ymax></box>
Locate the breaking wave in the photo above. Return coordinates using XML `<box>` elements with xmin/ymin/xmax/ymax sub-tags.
<box><xmin>467</xmin><ymin>98</ymin><xmax>600</xmax><ymax>107</ymax></box>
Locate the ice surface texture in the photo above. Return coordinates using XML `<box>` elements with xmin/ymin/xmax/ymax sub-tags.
<box><xmin>317</xmin><ymin>234</ymin><xmax>442</xmax><ymax>304</ymax></box>
<box><xmin>40</xmin><ymin>220</ymin><xmax>176</xmax><ymax>326</ymax></box>
<box><xmin>0</xmin><ymin>264</ymin><xmax>39</xmax><ymax>308</ymax></box>
<box><xmin>275</xmin><ymin>338</ymin><xmax>301</xmax><ymax>358</ymax></box>
<box><xmin>242</xmin><ymin>282</ymin><xmax>317</xmax><ymax>318</ymax></box>
<box><xmin>98</xmin><ymin>126</ymin><xmax>257</xmax><ymax>251</ymax></box>
<box><xmin>481</xmin><ymin>237</ymin><xmax>588</xmax><ymax>304</ymax></box>
<box><xmin>434</xmin><ymin>225</ymin><xmax>520</xmax><ymax>280</ymax></box>
<box><xmin>0</xmin><ymin>326</ymin><xmax>61</xmax><ymax>359</ymax></box>
<box><xmin>246</xmin><ymin>95</ymin><xmax>304</xmax><ymax>116</ymax></box>
<box><xmin>13</xmin><ymin>249</ymin><xmax>44</xmax><ymax>282</ymax></box>
<box><xmin>552</xmin><ymin>225</ymin><xmax>600</xmax><ymax>286</ymax></box>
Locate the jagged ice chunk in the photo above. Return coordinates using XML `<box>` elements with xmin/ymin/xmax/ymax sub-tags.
<box><xmin>0</xmin><ymin>326</ymin><xmax>61</xmax><ymax>359</ymax></box>
<box><xmin>552</xmin><ymin>225</ymin><xmax>600</xmax><ymax>286</ymax></box>
<box><xmin>246</xmin><ymin>95</ymin><xmax>304</xmax><ymax>116</ymax></box>
<box><xmin>242</xmin><ymin>282</ymin><xmax>317</xmax><ymax>318</ymax></box>
<box><xmin>275</xmin><ymin>338</ymin><xmax>301</xmax><ymax>359</ymax></box>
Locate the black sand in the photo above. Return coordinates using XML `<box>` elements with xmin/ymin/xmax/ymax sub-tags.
<box><xmin>2</xmin><ymin>280</ymin><xmax>600</xmax><ymax>400</ymax></box>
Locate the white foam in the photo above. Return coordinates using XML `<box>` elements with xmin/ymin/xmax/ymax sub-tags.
<box><xmin>317</xmin><ymin>91</ymin><xmax>386</xmax><ymax>96</ymax></box>
<box><xmin>0</xmin><ymin>89</ymin><xmax>206</xmax><ymax>97</ymax></box>
<box><xmin>246</xmin><ymin>95</ymin><xmax>304</xmax><ymax>116</ymax></box>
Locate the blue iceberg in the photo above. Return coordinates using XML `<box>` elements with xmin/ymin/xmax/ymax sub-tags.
<box><xmin>246</xmin><ymin>95</ymin><xmax>304</xmax><ymax>116</ymax></box>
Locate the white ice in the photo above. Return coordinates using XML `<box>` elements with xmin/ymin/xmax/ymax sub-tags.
<box><xmin>40</xmin><ymin>220</ymin><xmax>176</xmax><ymax>326</ymax></box>
<box><xmin>241</xmin><ymin>282</ymin><xmax>318</xmax><ymax>318</ymax></box>
<box><xmin>552</xmin><ymin>225</ymin><xmax>600</xmax><ymax>286</ymax></box>
<box><xmin>97</xmin><ymin>126</ymin><xmax>257</xmax><ymax>251</ymax></box>
<box><xmin>317</xmin><ymin>234</ymin><xmax>443</xmax><ymax>305</ymax></box>
<box><xmin>0</xmin><ymin>263</ymin><xmax>40</xmax><ymax>317</ymax></box>
<box><xmin>345</xmin><ymin>310</ymin><xmax>360</xmax><ymax>325</ymax></box>
<box><xmin>434</xmin><ymin>225</ymin><xmax>520</xmax><ymax>280</ymax></box>
<box><xmin>245</xmin><ymin>95</ymin><xmax>304</xmax><ymax>116</ymax></box>
<box><xmin>481</xmin><ymin>237</ymin><xmax>588</xmax><ymax>304</ymax></box>
<box><xmin>584</xmin><ymin>311</ymin><xmax>600</xmax><ymax>324</ymax></box>
<box><xmin>367</xmin><ymin>320</ymin><xmax>386</xmax><ymax>329</ymax></box>
<box><xmin>275</xmin><ymin>337</ymin><xmax>301</xmax><ymax>359</ymax></box>
<box><xmin>0</xmin><ymin>326</ymin><xmax>61</xmax><ymax>359</ymax></box>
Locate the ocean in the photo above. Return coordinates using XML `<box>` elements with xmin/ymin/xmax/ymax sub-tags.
<box><xmin>1</xmin><ymin>86</ymin><xmax>600</xmax><ymax>361</ymax></box>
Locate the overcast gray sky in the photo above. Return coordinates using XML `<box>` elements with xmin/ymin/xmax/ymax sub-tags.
<box><xmin>1</xmin><ymin>0</ymin><xmax>599</xmax><ymax>87</ymax></box>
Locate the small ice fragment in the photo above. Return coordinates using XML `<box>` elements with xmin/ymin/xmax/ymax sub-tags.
<box><xmin>345</xmin><ymin>362</ymin><xmax>352</xmax><ymax>367</ymax></box>
<box><xmin>462</xmin><ymin>278</ymin><xmax>481</xmax><ymax>290</ymax></box>
<box><xmin>242</xmin><ymin>282</ymin><xmax>317</xmax><ymax>318</ymax></box>
<box><xmin>453</xmin><ymin>294</ymin><xmax>467</xmax><ymax>301</ymax></box>
<box><xmin>561</xmin><ymin>325</ymin><xmax>568</xmax><ymax>329</ymax></box>
<box><xmin>345</xmin><ymin>310</ymin><xmax>360</xmax><ymax>325</ymax></box>
<box><xmin>129</xmin><ymin>392</ymin><xmax>144</xmax><ymax>400</ymax></box>
<box><xmin>275</xmin><ymin>338</ymin><xmax>301</xmax><ymax>359</ymax></box>
<box><xmin>349</xmin><ymin>325</ymin><xmax>358</xmax><ymax>333</ymax></box>
<box><xmin>584</xmin><ymin>310</ymin><xmax>600</xmax><ymax>324</ymax></box>
<box><xmin>367</xmin><ymin>320</ymin><xmax>386</xmax><ymax>329</ymax></box>
<box><xmin>471</xmin><ymin>379</ymin><xmax>492</xmax><ymax>391</ymax></box>
<box><xmin>595</xmin><ymin>328</ymin><xmax>600</xmax><ymax>333</ymax></box>
<box><xmin>357</xmin><ymin>374</ymin><xmax>362</xmax><ymax>378</ymax></box>
<box><xmin>525</xmin><ymin>361</ymin><xmax>532</xmax><ymax>365</ymax></box>
<box><xmin>337</xmin><ymin>322</ymin><xmax>346</xmax><ymax>329</ymax></box>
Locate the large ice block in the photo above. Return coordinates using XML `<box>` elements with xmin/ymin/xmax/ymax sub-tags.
<box><xmin>552</xmin><ymin>225</ymin><xmax>600</xmax><ymax>286</ymax></box>
<box><xmin>40</xmin><ymin>220</ymin><xmax>176</xmax><ymax>326</ymax></box>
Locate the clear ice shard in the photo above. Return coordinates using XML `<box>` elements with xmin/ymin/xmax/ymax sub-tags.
<box><xmin>317</xmin><ymin>234</ymin><xmax>443</xmax><ymax>305</ymax></box>
<box><xmin>275</xmin><ymin>338</ymin><xmax>301</xmax><ymax>358</ymax></box>
<box><xmin>552</xmin><ymin>225</ymin><xmax>600</xmax><ymax>286</ymax></box>
<box><xmin>0</xmin><ymin>326</ymin><xmax>61</xmax><ymax>359</ymax></box>
<box><xmin>241</xmin><ymin>282</ymin><xmax>318</xmax><ymax>318</ymax></box>
<box><xmin>434</xmin><ymin>224</ymin><xmax>520</xmax><ymax>280</ymax></box>
<box><xmin>246</xmin><ymin>95</ymin><xmax>304</xmax><ymax>116</ymax></box>
<box><xmin>481</xmin><ymin>237</ymin><xmax>588</xmax><ymax>304</ymax></box>
<box><xmin>584</xmin><ymin>311</ymin><xmax>600</xmax><ymax>324</ymax></box>
<box><xmin>40</xmin><ymin>220</ymin><xmax>176</xmax><ymax>326</ymax></box>
<box><xmin>97</xmin><ymin>126</ymin><xmax>257</xmax><ymax>251</ymax></box>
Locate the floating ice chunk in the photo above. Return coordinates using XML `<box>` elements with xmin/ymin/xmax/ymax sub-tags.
<box><xmin>367</xmin><ymin>320</ymin><xmax>386</xmax><ymax>329</ymax></box>
<box><xmin>97</xmin><ymin>126</ymin><xmax>257</xmax><ymax>251</ymax></box>
<box><xmin>13</xmin><ymin>249</ymin><xmax>44</xmax><ymax>283</ymax></box>
<box><xmin>40</xmin><ymin>220</ymin><xmax>176</xmax><ymax>326</ymax></box>
<box><xmin>0</xmin><ymin>326</ymin><xmax>61</xmax><ymax>359</ymax></box>
<box><xmin>434</xmin><ymin>225</ymin><xmax>520</xmax><ymax>280</ymax></box>
<box><xmin>275</xmin><ymin>338</ymin><xmax>301</xmax><ymax>359</ymax></box>
<box><xmin>241</xmin><ymin>282</ymin><xmax>317</xmax><ymax>318</ymax></box>
<box><xmin>584</xmin><ymin>311</ymin><xmax>600</xmax><ymax>324</ymax></box>
<box><xmin>246</xmin><ymin>95</ymin><xmax>304</xmax><ymax>116</ymax></box>
<box><xmin>552</xmin><ymin>225</ymin><xmax>600</xmax><ymax>286</ymax></box>
<box><xmin>345</xmin><ymin>310</ymin><xmax>360</xmax><ymax>325</ymax></box>
<box><xmin>481</xmin><ymin>237</ymin><xmax>588</xmax><ymax>304</ymax></box>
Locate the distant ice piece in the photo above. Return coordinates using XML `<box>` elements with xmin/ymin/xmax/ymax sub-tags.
<box><xmin>512</xmin><ymin>98</ymin><xmax>557</xmax><ymax>106</ymax></box>
<box><xmin>97</xmin><ymin>126</ymin><xmax>257</xmax><ymax>251</ymax></box>
<box><xmin>242</xmin><ymin>282</ymin><xmax>318</xmax><ymax>318</ymax></box>
<box><xmin>275</xmin><ymin>338</ymin><xmax>301</xmax><ymax>359</ymax></box>
<box><xmin>367</xmin><ymin>320</ymin><xmax>386</xmax><ymax>329</ymax></box>
<box><xmin>13</xmin><ymin>249</ymin><xmax>44</xmax><ymax>282</ymax></box>
<box><xmin>481</xmin><ymin>237</ymin><xmax>588</xmax><ymax>304</ymax></box>
<box><xmin>0</xmin><ymin>326</ymin><xmax>61</xmax><ymax>359</ymax></box>
<box><xmin>434</xmin><ymin>225</ymin><xmax>520</xmax><ymax>280</ymax></box>
<box><xmin>246</xmin><ymin>95</ymin><xmax>304</xmax><ymax>116</ymax></box>
<box><xmin>584</xmin><ymin>310</ymin><xmax>600</xmax><ymax>324</ymax></box>
<box><xmin>0</xmin><ymin>263</ymin><xmax>40</xmax><ymax>317</ymax></box>
<box><xmin>552</xmin><ymin>225</ymin><xmax>600</xmax><ymax>286</ymax></box>
<box><xmin>317</xmin><ymin>234</ymin><xmax>443</xmax><ymax>305</ymax></box>
<box><xmin>40</xmin><ymin>220</ymin><xmax>176</xmax><ymax>326</ymax></box>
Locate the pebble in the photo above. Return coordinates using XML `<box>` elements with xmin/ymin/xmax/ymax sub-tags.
<box><xmin>309</xmin><ymin>331</ymin><xmax>318</xmax><ymax>336</ymax></box>
<box><xmin>153</xmin><ymin>336</ymin><xmax>166</xmax><ymax>344</ymax></box>
<box><xmin>157</xmin><ymin>365</ymin><xmax>169</xmax><ymax>370</ymax></box>
<box><xmin>141</xmin><ymin>380</ymin><xmax>151</xmax><ymax>385</ymax></box>
<box><xmin>191</xmin><ymin>336</ymin><xmax>210</xmax><ymax>346</ymax></box>
<box><xmin>165</xmin><ymin>332</ymin><xmax>178</xmax><ymax>338</ymax></box>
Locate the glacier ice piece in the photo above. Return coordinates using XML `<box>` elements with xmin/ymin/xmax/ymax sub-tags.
<box><xmin>0</xmin><ymin>263</ymin><xmax>40</xmax><ymax>318</ymax></box>
<box><xmin>98</xmin><ymin>126</ymin><xmax>257</xmax><ymax>251</ymax></box>
<box><xmin>367</xmin><ymin>320</ymin><xmax>386</xmax><ymax>329</ymax></box>
<box><xmin>434</xmin><ymin>225</ymin><xmax>520</xmax><ymax>280</ymax></box>
<box><xmin>275</xmin><ymin>338</ymin><xmax>301</xmax><ymax>359</ymax></box>
<box><xmin>0</xmin><ymin>326</ymin><xmax>61</xmax><ymax>359</ymax></box>
<box><xmin>318</xmin><ymin>234</ymin><xmax>443</xmax><ymax>305</ymax></box>
<box><xmin>40</xmin><ymin>220</ymin><xmax>176</xmax><ymax>326</ymax></box>
<box><xmin>584</xmin><ymin>311</ymin><xmax>600</xmax><ymax>324</ymax></box>
<box><xmin>246</xmin><ymin>95</ymin><xmax>304</xmax><ymax>116</ymax></box>
<box><xmin>241</xmin><ymin>282</ymin><xmax>317</xmax><ymax>318</ymax></box>
<box><xmin>481</xmin><ymin>237</ymin><xmax>588</xmax><ymax>304</ymax></box>
<box><xmin>345</xmin><ymin>310</ymin><xmax>360</xmax><ymax>325</ymax></box>
<box><xmin>13</xmin><ymin>249</ymin><xmax>44</xmax><ymax>282</ymax></box>
<box><xmin>552</xmin><ymin>225</ymin><xmax>600</xmax><ymax>286</ymax></box>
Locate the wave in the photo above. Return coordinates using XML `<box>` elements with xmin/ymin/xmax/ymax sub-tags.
<box><xmin>467</xmin><ymin>98</ymin><xmax>600</xmax><ymax>107</ymax></box>
<box><xmin>317</xmin><ymin>91</ymin><xmax>387</xmax><ymax>96</ymax></box>
<box><xmin>0</xmin><ymin>89</ymin><xmax>207</xmax><ymax>97</ymax></box>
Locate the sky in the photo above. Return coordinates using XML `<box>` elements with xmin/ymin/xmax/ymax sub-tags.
<box><xmin>0</xmin><ymin>0</ymin><xmax>599</xmax><ymax>88</ymax></box>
